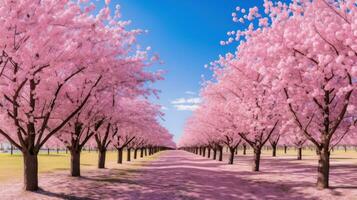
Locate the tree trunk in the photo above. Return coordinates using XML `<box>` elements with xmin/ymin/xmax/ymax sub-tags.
<box><xmin>10</xmin><ymin>144</ymin><xmax>13</xmax><ymax>155</ymax></box>
<box><xmin>253</xmin><ymin>147</ymin><xmax>261</xmax><ymax>171</ymax></box>
<box><xmin>202</xmin><ymin>147</ymin><xmax>206</xmax><ymax>157</ymax></box>
<box><xmin>140</xmin><ymin>148</ymin><xmax>144</xmax><ymax>158</ymax></box>
<box><xmin>218</xmin><ymin>146</ymin><xmax>223</xmax><ymax>161</ymax></box>
<box><xmin>284</xmin><ymin>145</ymin><xmax>287</xmax><ymax>154</ymax></box>
<box><xmin>297</xmin><ymin>147</ymin><xmax>302</xmax><ymax>160</ymax></box>
<box><xmin>145</xmin><ymin>148</ymin><xmax>147</xmax><ymax>156</ymax></box>
<box><xmin>98</xmin><ymin>149</ymin><xmax>106</xmax><ymax>169</ymax></box>
<box><xmin>70</xmin><ymin>150</ymin><xmax>81</xmax><ymax>177</ymax></box>
<box><xmin>213</xmin><ymin>148</ymin><xmax>217</xmax><ymax>160</ymax></box>
<box><xmin>23</xmin><ymin>152</ymin><xmax>39</xmax><ymax>191</ymax></box>
<box><xmin>199</xmin><ymin>147</ymin><xmax>202</xmax><ymax>155</ymax></box>
<box><xmin>235</xmin><ymin>147</ymin><xmax>238</xmax><ymax>155</ymax></box>
<box><xmin>117</xmin><ymin>148</ymin><xmax>123</xmax><ymax>164</ymax></box>
<box><xmin>317</xmin><ymin>149</ymin><xmax>330</xmax><ymax>189</ymax></box>
<box><xmin>127</xmin><ymin>148</ymin><xmax>131</xmax><ymax>161</ymax></box>
<box><xmin>272</xmin><ymin>144</ymin><xmax>277</xmax><ymax>157</ymax></box>
<box><xmin>56</xmin><ymin>147</ymin><xmax>59</xmax><ymax>154</ymax></box>
<box><xmin>134</xmin><ymin>149</ymin><xmax>138</xmax><ymax>159</ymax></box>
<box><xmin>47</xmin><ymin>148</ymin><xmax>50</xmax><ymax>155</ymax></box>
<box><xmin>243</xmin><ymin>144</ymin><xmax>247</xmax><ymax>155</ymax></box>
<box><xmin>207</xmin><ymin>147</ymin><xmax>211</xmax><ymax>158</ymax></box>
<box><xmin>228</xmin><ymin>147</ymin><xmax>235</xmax><ymax>164</ymax></box>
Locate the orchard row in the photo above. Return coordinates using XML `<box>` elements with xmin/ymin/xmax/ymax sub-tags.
<box><xmin>178</xmin><ymin>0</ymin><xmax>357</xmax><ymax>189</ymax></box>
<box><xmin>0</xmin><ymin>0</ymin><xmax>174</xmax><ymax>191</ymax></box>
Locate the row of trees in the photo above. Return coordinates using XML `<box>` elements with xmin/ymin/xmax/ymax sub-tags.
<box><xmin>179</xmin><ymin>0</ymin><xmax>356</xmax><ymax>189</ymax></box>
<box><xmin>0</xmin><ymin>0</ymin><xmax>174</xmax><ymax>191</ymax></box>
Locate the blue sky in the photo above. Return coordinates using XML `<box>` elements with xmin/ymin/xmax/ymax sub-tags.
<box><xmin>103</xmin><ymin>0</ymin><xmax>267</xmax><ymax>142</ymax></box>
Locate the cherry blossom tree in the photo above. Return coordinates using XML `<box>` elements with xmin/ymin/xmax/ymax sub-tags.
<box><xmin>0</xmin><ymin>0</ymin><xmax>109</xmax><ymax>190</ymax></box>
<box><xmin>0</xmin><ymin>0</ymin><xmax>163</xmax><ymax>190</ymax></box>
<box><xmin>222</xmin><ymin>0</ymin><xmax>357</xmax><ymax>188</ymax></box>
<box><xmin>280</xmin><ymin>120</ymin><xmax>308</xmax><ymax>160</ymax></box>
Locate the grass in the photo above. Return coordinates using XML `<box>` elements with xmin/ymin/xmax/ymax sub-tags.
<box><xmin>0</xmin><ymin>150</ymin><xmax>130</xmax><ymax>183</ymax></box>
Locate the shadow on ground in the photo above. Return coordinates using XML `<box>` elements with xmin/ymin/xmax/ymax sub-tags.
<box><xmin>1</xmin><ymin>150</ymin><xmax>357</xmax><ymax>200</ymax></box>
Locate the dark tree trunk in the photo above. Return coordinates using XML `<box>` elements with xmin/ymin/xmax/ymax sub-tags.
<box><xmin>284</xmin><ymin>145</ymin><xmax>287</xmax><ymax>154</ymax></box>
<box><xmin>199</xmin><ymin>147</ymin><xmax>202</xmax><ymax>155</ymax></box>
<box><xmin>56</xmin><ymin>147</ymin><xmax>59</xmax><ymax>154</ymax></box>
<box><xmin>317</xmin><ymin>149</ymin><xmax>330</xmax><ymax>189</ymax></box>
<box><xmin>253</xmin><ymin>148</ymin><xmax>261</xmax><ymax>171</ymax></box>
<box><xmin>202</xmin><ymin>147</ymin><xmax>206</xmax><ymax>157</ymax></box>
<box><xmin>213</xmin><ymin>148</ymin><xmax>217</xmax><ymax>160</ymax></box>
<box><xmin>207</xmin><ymin>147</ymin><xmax>211</xmax><ymax>158</ymax></box>
<box><xmin>23</xmin><ymin>152</ymin><xmax>39</xmax><ymax>191</ymax></box>
<box><xmin>218</xmin><ymin>146</ymin><xmax>223</xmax><ymax>161</ymax></box>
<box><xmin>272</xmin><ymin>144</ymin><xmax>277</xmax><ymax>157</ymax></box>
<box><xmin>117</xmin><ymin>148</ymin><xmax>123</xmax><ymax>164</ymax></box>
<box><xmin>134</xmin><ymin>149</ymin><xmax>138</xmax><ymax>159</ymax></box>
<box><xmin>140</xmin><ymin>148</ymin><xmax>144</xmax><ymax>158</ymax></box>
<box><xmin>297</xmin><ymin>147</ymin><xmax>302</xmax><ymax>160</ymax></box>
<box><xmin>235</xmin><ymin>147</ymin><xmax>238</xmax><ymax>155</ymax></box>
<box><xmin>145</xmin><ymin>148</ymin><xmax>147</xmax><ymax>156</ymax></box>
<box><xmin>127</xmin><ymin>148</ymin><xmax>131</xmax><ymax>161</ymax></box>
<box><xmin>344</xmin><ymin>145</ymin><xmax>347</xmax><ymax>152</ymax></box>
<box><xmin>10</xmin><ymin>144</ymin><xmax>13</xmax><ymax>155</ymax></box>
<box><xmin>47</xmin><ymin>148</ymin><xmax>50</xmax><ymax>155</ymax></box>
<box><xmin>243</xmin><ymin>144</ymin><xmax>247</xmax><ymax>155</ymax></box>
<box><xmin>315</xmin><ymin>147</ymin><xmax>320</xmax><ymax>155</ymax></box>
<box><xmin>228</xmin><ymin>147</ymin><xmax>235</xmax><ymax>164</ymax></box>
<box><xmin>98</xmin><ymin>149</ymin><xmax>106</xmax><ymax>169</ymax></box>
<box><xmin>70</xmin><ymin>150</ymin><xmax>81</xmax><ymax>177</ymax></box>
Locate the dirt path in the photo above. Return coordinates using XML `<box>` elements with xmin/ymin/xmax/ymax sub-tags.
<box><xmin>1</xmin><ymin>150</ymin><xmax>357</xmax><ymax>200</ymax></box>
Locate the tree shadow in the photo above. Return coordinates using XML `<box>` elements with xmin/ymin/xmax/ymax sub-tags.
<box><xmin>35</xmin><ymin>188</ymin><xmax>90</xmax><ymax>200</ymax></box>
<box><xmin>3</xmin><ymin>150</ymin><xmax>356</xmax><ymax>200</ymax></box>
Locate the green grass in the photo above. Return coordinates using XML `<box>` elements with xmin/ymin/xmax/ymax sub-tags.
<box><xmin>0</xmin><ymin>150</ymin><xmax>128</xmax><ymax>182</ymax></box>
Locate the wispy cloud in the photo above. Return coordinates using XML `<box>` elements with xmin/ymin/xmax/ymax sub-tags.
<box><xmin>171</xmin><ymin>98</ymin><xmax>186</xmax><ymax>104</ymax></box>
<box><xmin>161</xmin><ymin>106</ymin><xmax>168</xmax><ymax>110</ymax></box>
<box><xmin>171</xmin><ymin>97</ymin><xmax>201</xmax><ymax>111</ymax></box>
<box><xmin>174</xmin><ymin>104</ymin><xmax>199</xmax><ymax>111</ymax></box>
<box><xmin>171</xmin><ymin>97</ymin><xmax>201</xmax><ymax>105</ymax></box>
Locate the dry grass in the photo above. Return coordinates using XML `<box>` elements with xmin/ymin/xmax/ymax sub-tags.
<box><xmin>0</xmin><ymin>150</ymin><xmax>129</xmax><ymax>182</ymax></box>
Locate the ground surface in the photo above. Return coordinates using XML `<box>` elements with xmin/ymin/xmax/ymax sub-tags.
<box><xmin>1</xmin><ymin>150</ymin><xmax>357</xmax><ymax>200</ymax></box>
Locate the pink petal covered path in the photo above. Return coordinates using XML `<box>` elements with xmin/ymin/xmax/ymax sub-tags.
<box><xmin>1</xmin><ymin>150</ymin><xmax>357</xmax><ymax>200</ymax></box>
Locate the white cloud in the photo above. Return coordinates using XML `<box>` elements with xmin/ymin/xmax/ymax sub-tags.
<box><xmin>161</xmin><ymin>106</ymin><xmax>168</xmax><ymax>110</ymax></box>
<box><xmin>171</xmin><ymin>97</ymin><xmax>201</xmax><ymax>104</ymax></box>
<box><xmin>186</xmin><ymin>97</ymin><xmax>201</xmax><ymax>104</ymax></box>
<box><xmin>174</xmin><ymin>104</ymin><xmax>199</xmax><ymax>111</ymax></box>
<box><xmin>171</xmin><ymin>98</ymin><xmax>186</xmax><ymax>104</ymax></box>
<box><xmin>171</xmin><ymin>97</ymin><xmax>201</xmax><ymax>111</ymax></box>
